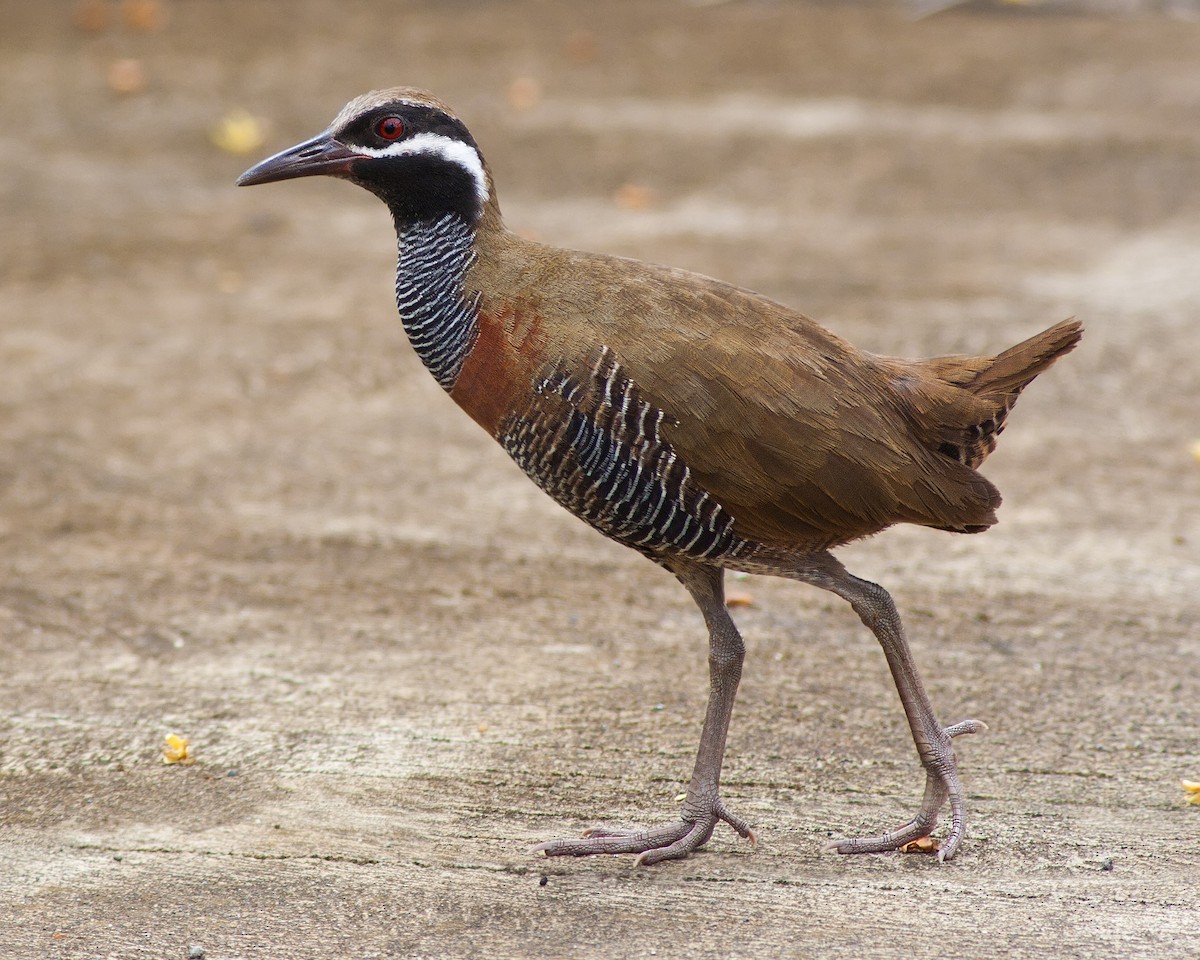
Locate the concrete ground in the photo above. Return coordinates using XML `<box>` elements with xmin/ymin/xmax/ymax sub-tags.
<box><xmin>1</xmin><ymin>1</ymin><xmax>1197</xmax><ymax>957</ymax></box>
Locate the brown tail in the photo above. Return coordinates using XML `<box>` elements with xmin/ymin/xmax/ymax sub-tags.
<box><xmin>960</xmin><ymin>318</ymin><xmax>1083</xmax><ymax>403</ymax></box>
<box><xmin>916</xmin><ymin>318</ymin><xmax>1083</xmax><ymax>469</ymax></box>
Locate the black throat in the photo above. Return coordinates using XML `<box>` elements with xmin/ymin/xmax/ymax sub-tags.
<box><xmin>353</xmin><ymin>155</ymin><xmax>483</xmax><ymax>227</ymax></box>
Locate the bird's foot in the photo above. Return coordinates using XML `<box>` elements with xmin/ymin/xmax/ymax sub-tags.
<box><xmin>827</xmin><ymin>717</ymin><xmax>986</xmax><ymax>863</ymax></box>
<box><xmin>533</xmin><ymin>797</ymin><xmax>757</xmax><ymax>866</ymax></box>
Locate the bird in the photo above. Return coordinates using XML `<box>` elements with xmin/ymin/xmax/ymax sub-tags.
<box><xmin>237</xmin><ymin>88</ymin><xmax>1081</xmax><ymax>865</ymax></box>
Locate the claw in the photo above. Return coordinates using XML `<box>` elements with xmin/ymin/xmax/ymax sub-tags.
<box><xmin>826</xmin><ymin>717</ymin><xmax>986</xmax><ymax>861</ymax></box>
<box><xmin>945</xmin><ymin>718</ymin><xmax>988</xmax><ymax>738</ymax></box>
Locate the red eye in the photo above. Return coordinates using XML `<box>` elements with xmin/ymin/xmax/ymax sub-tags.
<box><xmin>375</xmin><ymin>116</ymin><xmax>405</xmax><ymax>140</ymax></box>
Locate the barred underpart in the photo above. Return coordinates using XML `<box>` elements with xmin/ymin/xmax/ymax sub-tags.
<box><xmin>394</xmin><ymin>213</ymin><xmax>480</xmax><ymax>390</ymax></box>
<box><xmin>501</xmin><ymin>346</ymin><xmax>755</xmax><ymax>563</ymax></box>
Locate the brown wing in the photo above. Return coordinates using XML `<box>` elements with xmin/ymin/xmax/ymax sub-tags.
<box><xmin>574</xmin><ymin>262</ymin><xmax>1004</xmax><ymax>550</ymax></box>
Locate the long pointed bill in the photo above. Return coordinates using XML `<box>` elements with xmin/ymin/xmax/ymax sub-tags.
<box><xmin>236</xmin><ymin>131</ymin><xmax>359</xmax><ymax>187</ymax></box>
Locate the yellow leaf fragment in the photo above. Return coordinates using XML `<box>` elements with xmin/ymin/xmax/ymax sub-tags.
<box><xmin>725</xmin><ymin>592</ymin><xmax>754</xmax><ymax>609</ymax></box>
<box><xmin>162</xmin><ymin>733</ymin><xmax>195</xmax><ymax>765</ymax></box>
<box><xmin>211</xmin><ymin>110</ymin><xmax>267</xmax><ymax>155</ymax></box>
<box><xmin>1182</xmin><ymin>779</ymin><xmax>1200</xmax><ymax>805</ymax></box>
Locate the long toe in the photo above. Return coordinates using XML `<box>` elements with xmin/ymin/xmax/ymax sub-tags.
<box><xmin>534</xmin><ymin>801</ymin><xmax>754</xmax><ymax>865</ymax></box>
<box><xmin>826</xmin><ymin>815</ymin><xmax>940</xmax><ymax>857</ymax></box>
<box><xmin>534</xmin><ymin>821</ymin><xmax>693</xmax><ymax>858</ymax></box>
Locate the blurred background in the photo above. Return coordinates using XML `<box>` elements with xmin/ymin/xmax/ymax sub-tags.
<box><xmin>1</xmin><ymin>2</ymin><xmax>1198</xmax><ymax>958</ymax></box>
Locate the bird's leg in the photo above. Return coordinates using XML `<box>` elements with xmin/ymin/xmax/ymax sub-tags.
<box><xmin>795</xmin><ymin>553</ymin><xmax>986</xmax><ymax>862</ymax></box>
<box><xmin>535</xmin><ymin>561</ymin><xmax>756</xmax><ymax>865</ymax></box>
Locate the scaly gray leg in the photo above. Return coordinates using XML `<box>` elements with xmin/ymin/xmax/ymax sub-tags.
<box><xmin>792</xmin><ymin>552</ymin><xmax>986</xmax><ymax>862</ymax></box>
<box><xmin>535</xmin><ymin>561</ymin><xmax>756</xmax><ymax>865</ymax></box>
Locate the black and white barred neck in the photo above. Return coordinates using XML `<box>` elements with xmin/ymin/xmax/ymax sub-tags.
<box><xmin>236</xmin><ymin>91</ymin><xmax>493</xmax><ymax>392</ymax></box>
<box><xmin>393</xmin><ymin>213</ymin><xmax>480</xmax><ymax>391</ymax></box>
<box><xmin>501</xmin><ymin>346</ymin><xmax>757</xmax><ymax>564</ymax></box>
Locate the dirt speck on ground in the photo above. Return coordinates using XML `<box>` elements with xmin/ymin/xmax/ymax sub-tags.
<box><xmin>1</xmin><ymin>2</ymin><xmax>1197</xmax><ymax>958</ymax></box>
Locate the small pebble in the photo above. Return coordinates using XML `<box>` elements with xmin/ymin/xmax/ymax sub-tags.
<box><xmin>72</xmin><ymin>0</ymin><xmax>110</xmax><ymax>32</ymax></box>
<box><xmin>107</xmin><ymin>58</ymin><xmax>146</xmax><ymax>95</ymax></box>
<box><xmin>123</xmin><ymin>0</ymin><xmax>167</xmax><ymax>32</ymax></box>
<box><xmin>1101</xmin><ymin>858</ymin><xmax>1114</xmax><ymax>871</ymax></box>
<box><xmin>226</xmin><ymin>768</ymin><xmax>239</xmax><ymax>777</ymax></box>
<box><xmin>506</xmin><ymin>76</ymin><xmax>541</xmax><ymax>111</ymax></box>
<box><xmin>563</xmin><ymin>30</ymin><xmax>597</xmax><ymax>65</ymax></box>
<box><xmin>613</xmin><ymin>182</ymin><xmax>656</xmax><ymax>211</ymax></box>
<box><xmin>538</xmin><ymin>875</ymin><xmax>548</xmax><ymax>887</ymax></box>
<box><xmin>188</xmin><ymin>947</ymin><xmax>205</xmax><ymax>960</ymax></box>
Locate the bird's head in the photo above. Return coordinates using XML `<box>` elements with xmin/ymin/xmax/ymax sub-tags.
<box><xmin>237</xmin><ymin>88</ymin><xmax>492</xmax><ymax>227</ymax></box>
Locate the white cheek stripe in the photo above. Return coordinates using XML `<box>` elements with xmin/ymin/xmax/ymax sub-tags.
<box><xmin>351</xmin><ymin>132</ymin><xmax>490</xmax><ymax>205</ymax></box>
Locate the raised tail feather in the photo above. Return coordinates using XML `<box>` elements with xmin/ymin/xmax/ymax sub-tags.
<box><xmin>915</xmin><ymin>318</ymin><xmax>1083</xmax><ymax>469</ymax></box>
